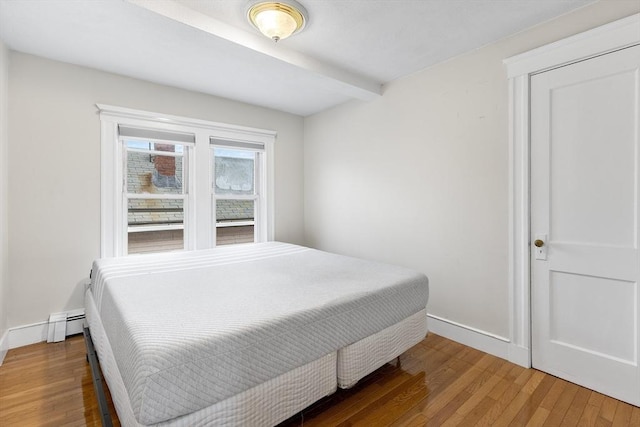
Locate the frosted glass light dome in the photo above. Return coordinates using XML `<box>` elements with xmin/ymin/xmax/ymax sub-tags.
<box><xmin>247</xmin><ymin>1</ymin><xmax>308</xmax><ymax>42</ymax></box>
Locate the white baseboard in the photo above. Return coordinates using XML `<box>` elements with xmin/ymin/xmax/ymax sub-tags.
<box><xmin>508</xmin><ymin>343</ymin><xmax>531</xmax><ymax>368</ymax></box>
<box><xmin>6</xmin><ymin>309</ymin><xmax>86</xmax><ymax>351</ymax></box>
<box><xmin>427</xmin><ymin>313</ymin><xmax>511</xmax><ymax>361</ymax></box>
<box><xmin>0</xmin><ymin>329</ymin><xmax>8</xmax><ymax>365</ymax></box>
<box><xmin>8</xmin><ymin>321</ymin><xmax>48</xmax><ymax>349</ymax></box>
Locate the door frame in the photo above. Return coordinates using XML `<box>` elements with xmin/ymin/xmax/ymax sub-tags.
<box><xmin>503</xmin><ymin>13</ymin><xmax>640</xmax><ymax>368</ymax></box>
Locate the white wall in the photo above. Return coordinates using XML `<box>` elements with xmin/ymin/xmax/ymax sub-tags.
<box><xmin>0</xmin><ymin>40</ymin><xmax>8</xmax><ymax>361</ymax></box>
<box><xmin>304</xmin><ymin>1</ymin><xmax>640</xmax><ymax>340</ymax></box>
<box><xmin>7</xmin><ymin>53</ymin><xmax>304</xmax><ymax>329</ymax></box>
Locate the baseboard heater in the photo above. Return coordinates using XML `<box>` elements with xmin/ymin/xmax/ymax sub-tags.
<box><xmin>47</xmin><ymin>309</ymin><xmax>86</xmax><ymax>343</ymax></box>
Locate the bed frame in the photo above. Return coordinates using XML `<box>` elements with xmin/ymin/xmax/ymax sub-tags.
<box><xmin>84</xmin><ymin>327</ymin><xmax>114</xmax><ymax>427</ymax></box>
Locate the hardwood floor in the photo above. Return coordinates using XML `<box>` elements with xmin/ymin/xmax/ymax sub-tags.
<box><xmin>0</xmin><ymin>333</ymin><xmax>638</xmax><ymax>426</ymax></box>
<box><xmin>0</xmin><ymin>334</ymin><xmax>119</xmax><ymax>426</ymax></box>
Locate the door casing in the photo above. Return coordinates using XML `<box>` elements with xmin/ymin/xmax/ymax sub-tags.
<box><xmin>503</xmin><ymin>13</ymin><xmax>640</xmax><ymax>369</ymax></box>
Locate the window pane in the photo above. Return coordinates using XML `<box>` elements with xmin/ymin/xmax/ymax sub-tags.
<box><xmin>216</xmin><ymin>199</ymin><xmax>254</xmax><ymax>246</ymax></box>
<box><xmin>213</xmin><ymin>148</ymin><xmax>255</xmax><ymax>195</ymax></box>
<box><xmin>127</xmin><ymin>143</ymin><xmax>184</xmax><ymax>194</ymax></box>
<box><xmin>216</xmin><ymin>199</ymin><xmax>254</xmax><ymax>223</ymax></box>
<box><xmin>128</xmin><ymin>229</ymin><xmax>184</xmax><ymax>254</ymax></box>
<box><xmin>126</xmin><ymin>140</ymin><xmax>184</xmax><ymax>153</ymax></box>
<box><xmin>128</xmin><ymin>198</ymin><xmax>184</xmax><ymax>254</ymax></box>
<box><xmin>216</xmin><ymin>225</ymin><xmax>254</xmax><ymax>246</ymax></box>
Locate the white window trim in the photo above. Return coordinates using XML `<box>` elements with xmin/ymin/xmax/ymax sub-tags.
<box><xmin>129</xmin><ymin>223</ymin><xmax>185</xmax><ymax>233</ymax></box>
<box><xmin>503</xmin><ymin>14</ymin><xmax>639</xmax><ymax>368</ymax></box>
<box><xmin>216</xmin><ymin>220</ymin><xmax>255</xmax><ymax>228</ymax></box>
<box><xmin>98</xmin><ymin>104</ymin><xmax>276</xmax><ymax>257</ymax></box>
<box><xmin>211</xmin><ymin>143</ymin><xmax>266</xmax><ymax>243</ymax></box>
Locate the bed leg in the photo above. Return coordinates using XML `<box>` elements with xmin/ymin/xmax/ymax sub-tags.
<box><xmin>396</xmin><ymin>356</ymin><xmax>401</xmax><ymax>368</ymax></box>
<box><xmin>84</xmin><ymin>327</ymin><xmax>114</xmax><ymax>427</ymax></box>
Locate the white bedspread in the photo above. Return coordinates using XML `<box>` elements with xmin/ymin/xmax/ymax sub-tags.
<box><xmin>88</xmin><ymin>242</ymin><xmax>429</xmax><ymax>425</ymax></box>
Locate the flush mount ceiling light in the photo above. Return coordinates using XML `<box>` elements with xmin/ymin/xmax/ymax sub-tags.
<box><xmin>247</xmin><ymin>0</ymin><xmax>308</xmax><ymax>42</ymax></box>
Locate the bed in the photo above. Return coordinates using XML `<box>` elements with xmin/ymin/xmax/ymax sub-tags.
<box><xmin>85</xmin><ymin>242</ymin><xmax>429</xmax><ymax>426</ymax></box>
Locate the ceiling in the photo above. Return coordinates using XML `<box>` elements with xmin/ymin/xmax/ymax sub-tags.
<box><xmin>0</xmin><ymin>0</ymin><xmax>595</xmax><ymax>116</ymax></box>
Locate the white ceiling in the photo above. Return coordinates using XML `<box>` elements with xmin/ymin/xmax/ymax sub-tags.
<box><xmin>0</xmin><ymin>0</ymin><xmax>595</xmax><ymax>116</ymax></box>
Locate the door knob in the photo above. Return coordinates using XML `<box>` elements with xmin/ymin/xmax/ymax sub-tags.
<box><xmin>534</xmin><ymin>239</ymin><xmax>544</xmax><ymax>247</ymax></box>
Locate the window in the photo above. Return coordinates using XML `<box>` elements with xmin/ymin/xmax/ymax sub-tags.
<box><xmin>212</xmin><ymin>140</ymin><xmax>267</xmax><ymax>246</ymax></box>
<box><xmin>123</xmin><ymin>134</ymin><xmax>190</xmax><ymax>254</ymax></box>
<box><xmin>99</xmin><ymin>105</ymin><xmax>275</xmax><ymax>257</ymax></box>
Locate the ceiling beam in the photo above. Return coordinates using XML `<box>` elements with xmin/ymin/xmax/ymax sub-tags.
<box><xmin>126</xmin><ymin>0</ymin><xmax>382</xmax><ymax>101</ymax></box>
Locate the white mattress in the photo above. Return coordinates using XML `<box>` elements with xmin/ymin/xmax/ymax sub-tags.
<box><xmin>87</xmin><ymin>290</ymin><xmax>338</xmax><ymax>427</ymax></box>
<box><xmin>89</xmin><ymin>242</ymin><xmax>429</xmax><ymax>425</ymax></box>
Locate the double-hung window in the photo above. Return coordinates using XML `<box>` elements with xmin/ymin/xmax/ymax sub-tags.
<box><xmin>99</xmin><ymin>105</ymin><xmax>275</xmax><ymax>257</ymax></box>
<box><xmin>211</xmin><ymin>139</ymin><xmax>266</xmax><ymax>246</ymax></box>
<box><xmin>121</xmin><ymin>127</ymin><xmax>193</xmax><ymax>254</ymax></box>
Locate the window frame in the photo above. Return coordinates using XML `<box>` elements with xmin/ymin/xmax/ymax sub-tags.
<box><xmin>211</xmin><ymin>142</ymin><xmax>266</xmax><ymax>244</ymax></box>
<box><xmin>98</xmin><ymin>104</ymin><xmax>275</xmax><ymax>257</ymax></box>
<box><xmin>124</xmin><ymin>137</ymin><xmax>192</xmax><ymax>253</ymax></box>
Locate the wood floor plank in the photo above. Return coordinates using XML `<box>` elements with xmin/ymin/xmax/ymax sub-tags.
<box><xmin>594</xmin><ymin>417</ymin><xmax>613</xmax><ymax>427</ymax></box>
<box><xmin>488</xmin><ymin>377</ymin><xmax>514</xmax><ymax>400</ymax></box>
<box><xmin>539</xmin><ymin>378</ymin><xmax>568</xmax><ymax>410</ymax></box>
<box><xmin>493</xmin><ymin>370</ymin><xmax>547</xmax><ymax>426</ymax></box>
<box><xmin>443</xmin><ymin>371</ymin><xmax>504</xmax><ymax>424</ymax></box>
<box><xmin>395</xmin><ymin>412</ymin><xmax>428</xmax><ymax>427</ymax></box>
<box><xmin>303</xmin><ymin>367</ymin><xmax>415</xmax><ymax>426</ymax></box>
<box><xmin>343</xmin><ymin>372</ymin><xmax>429</xmax><ymax>426</ymax></box>
<box><xmin>422</xmin><ymin>366</ymin><xmax>485</xmax><ymax>419</ymax></box>
<box><xmin>509</xmin><ymin>373</ymin><xmax>556</xmax><ymax>426</ymax></box>
<box><xmin>599</xmin><ymin>396</ymin><xmax>619</xmax><ymax>422</ymax></box>
<box><xmin>473</xmin><ymin>382</ymin><xmax>522</xmax><ymax>426</ymax></box>
<box><xmin>379</xmin><ymin>351</ymin><xmax>476</xmax><ymax>426</ymax></box>
<box><xmin>458</xmin><ymin>395</ymin><xmax>498</xmax><ymax>426</ymax></box>
<box><xmin>543</xmin><ymin>381</ymin><xmax>580</xmax><ymax>426</ymax></box>
<box><xmin>427</xmin><ymin>390</ymin><xmax>472</xmax><ymax>426</ymax></box>
<box><xmin>355</xmin><ymin>354</ymin><xmax>477</xmax><ymax>425</ymax></box>
<box><xmin>457</xmin><ymin>346</ymin><xmax>486</xmax><ymax>365</ymax></box>
<box><xmin>475</xmin><ymin>353</ymin><xmax>502</xmax><ymax>371</ymax></box>
<box><xmin>561</xmin><ymin>386</ymin><xmax>592</xmax><ymax>426</ymax></box>
<box><xmin>629</xmin><ymin>406</ymin><xmax>640</xmax><ymax>425</ymax></box>
<box><xmin>493</xmin><ymin>390</ymin><xmax>536</xmax><ymax>426</ymax></box>
<box><xmin>336</xmin><ymin>345</ymin><xmax>460</xmax><ymax>425</ymax></box>
<box><xmin>484</xmin><ymin>355</ymin><xmax>511</xmax><ymax>375</ymax></box>
<box><xmin>578</xmin><ymin>404</ymin><xmax>604</xmax><ymax>427</ymax></box>
<box><xmin>2</xmin><ymin>333</ymin><xmax>638</xmax><ymax>427</ymax></box>
<box><xmin>611</xmin><ymin>402</ymin><xmax>633</xmax><ymax>427</ymax></box>
<box><xmin>525</xmin><ymin>407</ymin><xmax>551</xmax><ymax>426</ymax></box>
<box><xmin>588</xmin><ymin>391</ymin><xmax>606</xmax><ymax>409</ymax></box>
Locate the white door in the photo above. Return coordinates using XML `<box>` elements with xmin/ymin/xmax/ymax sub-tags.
<box><xmin>531</xmin><ymin>44</ymin><xmax>640</xmax><ymax>406</ymax></box>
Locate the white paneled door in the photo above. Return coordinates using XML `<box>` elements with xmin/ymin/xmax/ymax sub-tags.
<box><xmin>530</xmin><ymin>44</ymin><xmax>640</xmax><ymax>406</ymax></box>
